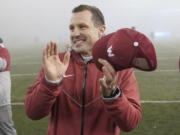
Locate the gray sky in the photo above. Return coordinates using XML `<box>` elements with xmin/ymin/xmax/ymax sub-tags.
<box><xmin>0</xmin><ymin>0</ymin><xmax>180</xmax><ymax>46</ymax></box>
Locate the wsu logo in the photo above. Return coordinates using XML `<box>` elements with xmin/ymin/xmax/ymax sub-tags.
<box><xmin>107</xmin><ymin>45</ymin><xmax>115</xmax><ymax>57</ymax></box>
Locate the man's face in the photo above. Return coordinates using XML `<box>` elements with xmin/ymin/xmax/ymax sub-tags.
<box><xmin>69</xmin><ymin>10</ymin><xmax>105</xmax><ymax>56</ymax></box>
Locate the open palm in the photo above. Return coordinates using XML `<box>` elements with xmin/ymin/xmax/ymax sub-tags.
<box><xmin>43</xmin><ymin>42</ymin><xmax>70</xmax><ymax>81</ymax></box>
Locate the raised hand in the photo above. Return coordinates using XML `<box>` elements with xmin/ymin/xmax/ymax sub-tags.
<box><xmin>43</xmin><ymin>41</ymin><xmax>70</xmax><ymax>81</ymax></box>
<box><xmin>98</xmin><ymin>58</ymin><xmax>117</xmax><ymax>96</ymax></box>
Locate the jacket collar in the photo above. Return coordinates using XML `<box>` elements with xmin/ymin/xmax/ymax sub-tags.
<box><xmin>70</xmin><ymin>50</ymin><xmax>93</xmax><ymax>65</ymax></box>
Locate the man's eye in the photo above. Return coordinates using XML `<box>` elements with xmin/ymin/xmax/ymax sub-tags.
<box><xmin>80</xmin><ymin>25</ymin><xmax>87</xmax><ymax>29</ymax></box>
<box><xmin>69</xmin><ymin>26</ymin><xmax>74</xmax><ymax>31</ymax></box>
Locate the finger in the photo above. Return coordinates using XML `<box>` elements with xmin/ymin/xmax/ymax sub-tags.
<box><xmin>98</xmin><ymin>58</ymin><xmax>116</xmax><ymax>77</ymax></box>
<box><xmin>54</xmin><ymin>42</ymin><xmax>58</xmax><ymax>55</ymax></box>
<box><xmin>102</xmin><ymin>66</ymin><xmax>113</xmax><ymax>85</ymax></box>
<box><xmin>42</xmin><ymin>49</ymin><xmax>47</xmax><ymax>65</ymax></box>
<box><xmin>50</xmin><ymin>41</ymin><xmax>55</xmax><ymax>56</ymax></box>
<box><xmin>99</xmin><ymin>78</ymin><xmax>111</xmax><ymax>96</ymax></box>
<box><xmin>98</xmin><ymin>58</ymin><xmax>116</xmax><ymax>76</ymax></box>
<box><xmin>63</xmin><ymin>51</ymin><xmax>70</xmax><ymax>66</ymax></box>
<box><xmin>46</xmin><ymin>43</ymin><xmax>51</xmax><ymax>58</ymax></box>
<box><xmin>99</xmin><ymin>78</ymin><xmax>107</xmax><ymax>90</ymax></box>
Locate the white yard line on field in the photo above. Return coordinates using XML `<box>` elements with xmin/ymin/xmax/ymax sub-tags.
<box><xmin>135</xmin><ymin>69</ymin><xmax>179</xmax><ymax>72</ymax></box>
<box><xmin>11</xmin><ymin>69</ymin><xmax>179</xmax><ymax>77</ymax></box>
<box><xmin>11</xmin><ymin>73</ymin><xmax>37</xmax><ymax>77</ymax></box>
<box><xmin>12</xmin><ymin>56</ymin><xmax>33</xmax><ymax>61</ymax></box>
<box><xmin>141</xmin><ymin>100</ymin><xmax>180</xmax><ymax>103</ymax></box>
<box><xmin>11</xmin><ymin>100</ymin><xmax>180</xmax><ymax>106</ymax></box>
<box><xmin>12</xmin><ymin>102</ymin><xmax>24</xmax><ymax>105</ymax></box>
<box><xmin>158</xmin><ymin>57</ymin><xmax>179</xmax><ymax>60</ymax></box>
<box><xmin>12</xmin><ymin>62</ymin><xmax>40</xmax><ymax>65</ymax></box>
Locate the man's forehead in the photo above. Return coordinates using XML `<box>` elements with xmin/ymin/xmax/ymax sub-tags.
<box><xmin>70</xmin><ymin>11</ymin><xmax>93</xmax><ymax>24</ymax></box>
<box><xmin>72</xmin><ymin>10</ymin><xmax>92</xmax><ymax>17</ymax></box>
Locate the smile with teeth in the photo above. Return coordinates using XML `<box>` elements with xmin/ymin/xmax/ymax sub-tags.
<box><xmin>73</xmin><ymin>40</ymin><xmax>85</xmax><ymax>47</ymax></box>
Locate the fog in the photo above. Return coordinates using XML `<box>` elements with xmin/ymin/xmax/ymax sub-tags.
<box><xmin>0</xmin><ymin>0</ymin><xmax>180</xmax><ymax>46</ymax></box>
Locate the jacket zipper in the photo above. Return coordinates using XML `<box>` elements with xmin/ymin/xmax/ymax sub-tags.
<box><xmin>80</xmin><ymin>61</ymin><xmax>88</xmax><ymax>135</ymax></box>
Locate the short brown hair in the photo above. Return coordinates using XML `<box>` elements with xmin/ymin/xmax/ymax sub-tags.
<box><xmin>72</xmin><ymin>5</ymin><xmax>105</xmax><ymax>27</ymax></box>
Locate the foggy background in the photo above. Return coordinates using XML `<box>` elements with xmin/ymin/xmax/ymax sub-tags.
<box><xmin>0</xmin><ymin>0</ymin><xmax>180</xmax><ymax>47</ymax></box>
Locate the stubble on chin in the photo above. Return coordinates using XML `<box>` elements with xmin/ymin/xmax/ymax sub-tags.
<box><xmin>72</xmin><ymin>46</ymin><xmax>82</xmax><ymax>53</ymax></box>
<box><xmin>72</xmin><ymin>45</ymin><xmax>89</xmax><ymax>55</ymax></box>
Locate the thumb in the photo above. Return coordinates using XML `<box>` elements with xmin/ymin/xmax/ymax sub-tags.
<box><xmin>99</xmin><ymin>78</ymin><xmax>103</xmax><ymax>94</ymax></box>
<box><xmin>99</xmin><ymin>77</ymin><xmax>112</xmax><ymax>96</ymax></box>
<box><xmin>42</xmin><ymin>49</ymin><xmax>47</xmax><ymax>66</ymax></box>
<box><xmin>99</xmin><ymin>78</ymin><xmax>107</xmax><ymax>92</ymax></box>
<box><xmin>63</xmin><ymin>51</ymin><xmax>70</xmax><ymax>66</ymax></box>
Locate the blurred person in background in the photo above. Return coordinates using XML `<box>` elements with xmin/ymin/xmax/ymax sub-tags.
<box><xmin>0</xmin><ymin>37</ymin><xmax>17</xmax><ymax>135</ymax></box>
<box><xmin>25</xmin><ymin>4</ymin><xmax>142</xmax><ymax>135</ymax></box>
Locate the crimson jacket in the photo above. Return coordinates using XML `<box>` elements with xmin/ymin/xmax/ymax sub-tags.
<box><xmin>25</xmin><ymin>51</ymin><xmax>142</xmax><ymax>135</ymax></box>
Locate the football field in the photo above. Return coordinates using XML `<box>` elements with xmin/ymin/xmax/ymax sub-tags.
<box><xmin>10</xmin><ymin>42</ymin><xmax>180</xmax><ymax>135</ymax></box>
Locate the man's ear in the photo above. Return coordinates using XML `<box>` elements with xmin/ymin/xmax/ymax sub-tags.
<box><xmin>99</xmin><ymin>25</ymin><xmax>106</xmax><ymax>37</ymax></box>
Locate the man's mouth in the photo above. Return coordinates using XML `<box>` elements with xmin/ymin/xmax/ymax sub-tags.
<box><xmin>73</xmin><ymin>40</ymin><xmax>85</xmax><ymax>47</ymax></box>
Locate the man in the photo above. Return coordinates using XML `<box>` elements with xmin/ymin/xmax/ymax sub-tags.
<box><xmin>0</xmin><ymin>38</ymin><xmax>17</xmax><ymax>135</ymax></box>
<box><xmin>25</xmin><ymin>5</ymin><xmax>142</xmax><ymax>135</ymax></box>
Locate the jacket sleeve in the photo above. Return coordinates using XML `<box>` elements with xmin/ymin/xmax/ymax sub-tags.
<box><xmin>24</xmin><ymin>68</ymin><xmax>62</xmax><ymax>120</ymax></box>
<box><xmin>103</xmin><ymin>68</ymin><xmax>142</xmax><ymax>132</ymax></box>
<box><xmin>0</xmin><ymin>47</ymin><xmax>10</xmax><ymax>72</ymax></box>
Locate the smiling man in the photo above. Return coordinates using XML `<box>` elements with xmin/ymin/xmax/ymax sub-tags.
<box><xmin>25</xmin><ymin>5</ymin><xmax>142</xmax><ymax>135</ymax></box>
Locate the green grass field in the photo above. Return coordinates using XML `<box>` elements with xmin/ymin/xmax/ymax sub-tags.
<box><xmin>9</xmin><ymin>42</ymin><xmax>180</xmax><ymax>135</ymax></box>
